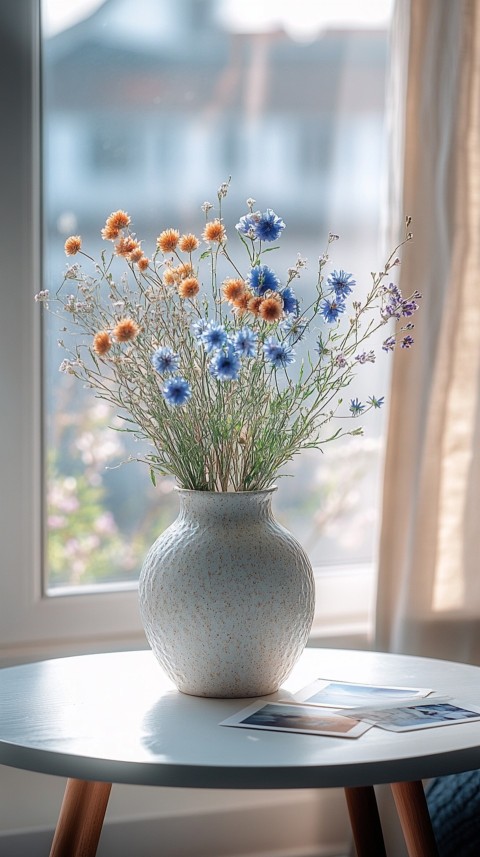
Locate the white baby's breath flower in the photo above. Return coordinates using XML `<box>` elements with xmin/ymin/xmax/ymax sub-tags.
<box><xmin>218</xmin><ymin>179</ymin><xmax>231</xmax><ymax>199</ymax></box>
<box><xmin>65</xmin><ymin>265</ymin><xmax>80</xmax><ymax>279</ymax></box>
<box><xmin>59</xmin><ymin>359</ymin><xmax>76</xmax><ymax>374</ymax></box>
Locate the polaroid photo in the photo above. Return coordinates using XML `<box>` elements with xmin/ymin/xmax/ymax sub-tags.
<box><xmin>360</xmin><ymin>701</ymin><xmax>480</xmax><ymax>732</ymax></box>
<box><xmin>292</xmin><ymin>678</ymin><xmax>432</xmax><ymax>709</ymax></box>
<box><xmin>220</xmin><ymin>701</ymin><xmax>372</xmax><ymax>738</ymax></box>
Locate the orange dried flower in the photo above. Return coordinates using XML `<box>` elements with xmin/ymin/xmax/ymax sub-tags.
<box><xmin>157</xmin><ymin>229</ymin><xmax>180</xmax><ymax>254</ymax></box>
<box><xmin>128</xmin><ymin>247</ymin><xmax>144</xmax><ymax>263</ymax></box>
<box><xmin>101</xmin><ymin>223</ymin><xmax>119</xmax><ymax>241</ymax></box>
<box><xmin>176</xmin><ymin>262</ymin><xmax>194</xmax><ymax>280</ymax></box>
<box><xmin>178</xmin><ymin>277</ymin><xmax>200</xmax><ymax>299</ymax></box>
<box><xmin>163</xmin><ymin>268</ymin><xmax>177</xmax><ymax>285</ymax></box>
<box><xmin>64</xmin><ymin>235</ymin><xmax>82</xmax><ymax>256</ymax></box>
<box><xmin>93</xmin><ymin>331</ymin><xmax>112</xmax><ymax>356</ymax></box>
<box><xmin>232</xmin><ymin>292</ymin><xmax>251</xmax><ymax>316</ymax></box>
<box><xmin>222</xmin><ymin>278</ymin><xmax>245</xmax><ymax>301</ymax></box>
<box><xmin>101</xmin><ymin>210</ymin><xmax>131</xmax><ymax>240</ymax></box>
<box><xmin>109</xmin><ymin>210</ymin><xmax>130</xmax><ymax>230</ymax></box>
<box><xmin>247</xmin><ymin>296</ymin><xmax>263</xmax><ymax>316</ymax></box>
<box><xmin>259</xmin><ymin>295</ymin><xmax>283</xmax><ymax>322</ymax></box>
<box><xmin>114</xmin><ymin>318</ymin><xmax>140</xmax><ymax>342</ymax></box>
<box><xmin>202</xmin><ymin>219</ymin><xmax>226</xmax><ymax>243</ymax></box>
<box><xmin>179</xmin><ymin>233</ymin><xmax>200</xmax><ymax>253</ymax></box>
<box><xmin>115</xmin><ymin>237</ymin><xmax>140</xmax><ymax>257</ymax></box>
<box><xmin>137</xmin><ymin>256</ymin><xmax>149</xmax><ymax>272</ymax></box>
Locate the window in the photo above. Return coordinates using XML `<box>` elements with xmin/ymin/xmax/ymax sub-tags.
<box><xmin>0</xmin><ymin>0</ymin><xmax>393</xmax><ymax>663</ymax></box>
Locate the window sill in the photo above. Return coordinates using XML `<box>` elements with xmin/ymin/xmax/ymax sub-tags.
<box><xmin>1</xmin><ymin>564</ymin><xmax>375</xmax><ymax>668</ymax></box>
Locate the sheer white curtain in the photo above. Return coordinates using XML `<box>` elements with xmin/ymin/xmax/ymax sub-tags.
<box><xmin>376</xmin><ymin>0</ymin><xmax>480</xmax><ymax>664</ymax></box>
<box><xmin>372</xmin><ymin>6</ymin><xmax>480</xmax><ymax>854</ymax></box>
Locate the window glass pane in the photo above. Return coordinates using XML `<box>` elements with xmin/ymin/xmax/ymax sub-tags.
<box><xmin>41</xmin><ymin>0</ymin><xmax>393</xmax><ymax>590</ymax></box>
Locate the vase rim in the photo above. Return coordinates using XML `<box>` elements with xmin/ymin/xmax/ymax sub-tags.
<box><xmin>174</xmin><ymin>486</ymin><xmax>278</xmax><ymax>496</ymax></box>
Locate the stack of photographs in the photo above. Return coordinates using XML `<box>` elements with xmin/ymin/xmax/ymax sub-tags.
<box><xmin>221</xmin><ymin>678</ymin><xmax>480</xmax><ymax>738</ymax></box>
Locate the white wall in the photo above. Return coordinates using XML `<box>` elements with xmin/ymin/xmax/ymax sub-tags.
<box><xmin>0</xmin><ymin>766</ymin><xmax>351</xmax><ymax>857</ymax></box>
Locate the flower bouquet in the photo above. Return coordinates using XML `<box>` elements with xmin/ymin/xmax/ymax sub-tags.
<box><xmin>36</xmin><ymin>182</ymin><xmax>417</xmax><ymax>494</ymax></box>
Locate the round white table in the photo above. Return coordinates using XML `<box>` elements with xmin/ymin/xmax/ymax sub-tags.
<box><xmin>2</xmin><ymin>647</ymin><xmax>480</xmax><ymax>857</ymax></box>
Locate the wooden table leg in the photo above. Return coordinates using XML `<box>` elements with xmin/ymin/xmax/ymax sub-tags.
<box><xmin>391</xmin><ymin>780</ymin><xmax>439</xmax><ymax>857</ymax></box>
<box><xmin>344</xmin><ymin>785</ymin><xmax>387</xmax><ymax>857</ymax></box>
<box><xmin>49</xmin><ymin>778</ymin><xmax>112</xmax><ymax>857</ymax></box>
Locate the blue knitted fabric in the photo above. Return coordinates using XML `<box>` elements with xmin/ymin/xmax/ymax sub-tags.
<box><xmin>426</xmin><ymin>770</ymin><xmax>480</xmax><ymax>857</ymax></box>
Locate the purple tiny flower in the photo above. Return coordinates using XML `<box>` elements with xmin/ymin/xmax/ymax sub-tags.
<box><xmin>381</xmin><ymin>300</ymin><xmax>402</xmax><ymax>322</ymax></box>
<box><xmin>401</xmin><ymin>335</ymin><xmax>414</xmax><ymax>348</ymax></box>
<box><xmin>382</xmin><ymin>336</ymin><xmax>396</xmax><ymax>352</ymax></box>
<box><xmin>335</xmin><ymin>353</ymin><xmax>347</xmax><ymax>368</ymax></box>
<box><xmin>401</xmin><ymin>300</ymin><xmax>418</xmax><ymax>317</ymax></box>
<box><xmin>386</xmin><ymin>283</ymin><xmax>402</xmax><ymax>301</ymax></box>
<box><xmin>355</xmin><ymin>350</ymin><xmax>376</xmax><ymax>364</ymax></box>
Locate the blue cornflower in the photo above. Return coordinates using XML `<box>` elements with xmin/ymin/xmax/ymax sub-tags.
<box><xmin>280</xmin><ymin>314</ymin><xmax>308</xmax><ymax>344</ymax></box>
<box><xmin>151</xmin><ymin>346</ymin><xmax>180</xmax><ymax>375</ymax></box>
<box><xmin>349</xmin><ymin>398</ymin><xmax>364</xmax><ymax>416</ymax></box>
<box><xmin>162</xmin><ymin>377</ymin><xmax>191</xmax><ymax>406</ymax></box>
<box><xmin>201</xmin><ymin>321</ymin><xmax>228</xmax><ymax>353</ymax></box>
<box><xmin>281</xmin><ymin>286</ymin><xmax>298</xmax><ymax>316</ymax></box>
<box><xmin>263</xmin><ymin>337</ymin><xmax>295</xmax><ymax>369</ymax></box>
<box><xmin>327</xmin><ymin>269</ymin><xmax>356</xmax><ymax>297</ymax></box>
<box><xmin>191</xmin><ymin>318</ymin><xmax>208</xmax><ymax>340</ymax></box>
<box><xmin>320</xmin><ymin>296</ymin><xmax>346</xmax><ymax>323</ymax></box>
<box><xmin>367</xmin><ymin>395</ymin><xmax>384</xmax><ymax>409</ymax></box>
<box><xmin>210</xmin><ymin>346</ymin><xmax>241</xmax><ymax>381</ymax></box>
<box><xmin>234</xmin><ymin>327</ymin><xmax>257</xmax><ymax>358</ymax></box>
<box><xmin>235</xmin><ymin>212</ymin><xmax>260</xmax><ymax>238</ymax></box>
<box><xmin>247</xmin><ymin>264</ymin><xmax>280</xmax><ymax>296</ymax></box>
<box><xmin>254</xmin><ymin>209</ymin><xmax>286</xmax><ymax>242</ymax></box>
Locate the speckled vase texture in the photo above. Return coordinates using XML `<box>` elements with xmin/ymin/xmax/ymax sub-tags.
<box><xmin>138</xmin><ymin>488</ymin><xmax>315</xmax><ymax>698</ymax></box>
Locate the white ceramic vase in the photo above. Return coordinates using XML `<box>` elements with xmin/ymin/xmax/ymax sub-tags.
<box><xmin>138</xmin><ymin>488</ymin><xmax>315</xmax><ymax>698</ymax></box>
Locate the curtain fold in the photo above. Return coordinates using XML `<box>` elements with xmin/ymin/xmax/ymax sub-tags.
<box><xmin>376</xmin><ymin>0</ymin><xmax>480</xmax><ymax>662</ymax></box>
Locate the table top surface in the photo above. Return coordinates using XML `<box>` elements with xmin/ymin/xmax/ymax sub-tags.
<box><xmin>1</xmin><ymin>647</ymin><xmax>480</xmax><ymax>790</ymax></box>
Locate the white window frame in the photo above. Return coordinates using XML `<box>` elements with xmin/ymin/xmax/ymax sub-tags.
<box><xmin>0</xmin><ymin>0</ymin><xmax>375</xmax><ymax>666</ymax></box>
